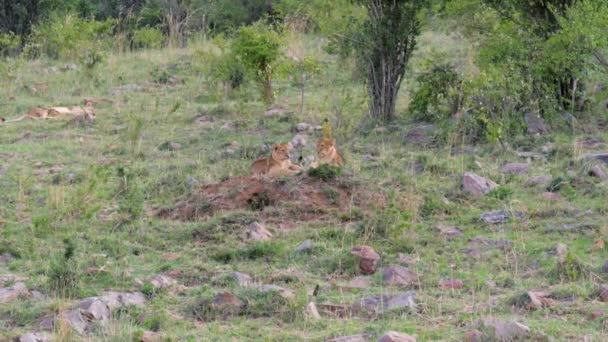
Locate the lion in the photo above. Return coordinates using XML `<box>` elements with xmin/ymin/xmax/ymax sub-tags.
<box><xmin>314</xmin><ymin>137</ymin><xmax>344</xmax><ymax>167</ymax></box>
<box><xmin>251</xmin><ymin>143</ymin><xmax>303</xmax><ymax>177</ymax></box>
<box><xmin>6</xmin><ymin>102</ymin><xmax>95</xmax><ymax>122</ymax></box>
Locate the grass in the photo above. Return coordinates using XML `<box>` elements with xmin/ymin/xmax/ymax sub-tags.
<box><xmin>0</xmin><ymin>32</ymin><xmax>608</xmax><ymax>341</ymax></box>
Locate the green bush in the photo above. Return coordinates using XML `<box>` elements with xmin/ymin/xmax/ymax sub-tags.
<box><xmin>408</xmin><ymin>63</ymin><xmax>461</xmax><ymax>121</ymax></box>
<box><xmin>308</xmin><ymin>164</ymin><xmax>342</xmax><ymax>181</ymax></box>
<box><xmin>132</xmin><ymin>27</ymin><xmax>166</xmax><ymax>49</ymax></box>
<box><xmin>47</xmin><ymin>238</ymin><xmax>80</xmax><ymax>297</ymax></box>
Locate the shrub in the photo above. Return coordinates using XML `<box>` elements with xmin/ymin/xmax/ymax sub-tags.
<box><xmin>308</xmin><ymin>164</ymin><xmax>342</xmax><ymax>181</ymax></box>
<box><xmin>47</xmin><ymin>238</ymin><xmax>80</xmax><ymax>297</ymax></box>
<box><xmin>408</xmin><ymin>63</ymin><xmax>461</xmax><ymax>121</ymax></box>
<box><xmin>132</xmin><ymin>27</ymin><xmax>166</xmax><ymax>49</ymax></box>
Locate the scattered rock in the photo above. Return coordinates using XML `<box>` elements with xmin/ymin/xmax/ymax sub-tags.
<box><xmin>377</xmin><ymin>331</ymin><xmax>416</xmax><ymax>342</ymax></box>
<box><xmin>211</xmin><ymin>292</ymin><xmax>245</xmax><ymax>314</ymax></box>
<box><xmin>229</xmin><ymin>272</ymin><xmax>252</xmax><ymax>286</ymax></box>
<box><xmin>590</xmin><ymin>164</ymin><xmax>608</xmax><ymax>181</ymax></box>
<box><xmin>584</xmin><ymin>153</ymin><xmax>608</xmax><ymax>165</ymax></box>
<box><xmin>149</xmin><ymin>274</ymin><xmax>176</xmax><ymax>289</ymax></box>
<box><xmin>98</xmin><ymin>291</ymin><xmax>146</xmax><ymax>310</ymax></box>
<box><xmin>435</xmin><ymin>224</ymin><xmax>463</xmax><ymax>239</ymax></box>
<box><xmin>462</xmin><ymin>172</ymin><xmax>498</xmax><ymax>197</ymax></box>
<box><xmin>0</xmin><ymin>282</ymin><xmax>28</xmax><ymax>303</ymax></box>
<box><xmin>305</xmin><ymin>302</ymin><xmax>321</xmax><ymax>320</ymax></box>
<box><xmin>328</xmin><ymin>334</ymin><xmax>372</xmax><ymax>342</ymax></box>
<box><xmin>59</xmin><ymin>309</ymin><xmax>88</xmax><ymax>334</ymax></box>
<box><xmin>375</xmin><ymin>127</ymin><xmax>387</xmax><ymax>133</ymax></box>
<box><xmin>516</xmin><ymin>291</ymin><xmax>555</xmax><ymax>310</ymax></box>
<box><xmin>18</xmin><ymin>332</ymin><xmax>51</xmax><ymax>342</ymax></box>
<box><xmin>577</xmin><ymin>137</ymin><xmax>605</xmax><ymax>149</ymax></box>
<box><xmin>291</xmin><ymin>134</ymin><xmax>308</xmax><ymax>149</ymax></box>
<box><xmin>265</xmin><ymin>105</ymin><xmax>292</xmax><ymax>117</ymax></box>
<box><xmin>246</xmin><ymin>222</ymin><xmax>273</xmax><ymax>241</ymax></box>
<box><xmin>351</xmin><ymin>246</ymin><xmax>380</xmax><ymax>275</ymax></box>
<box><xmin>296</xmin><ymin>122</ymin><xmax>313</xmax><ymax>132</ymax></box>
<box><xmin>141</xmin><ymin>331</ymin><xmax>162</xmax><ymax>342</ymax></box>
<box><xmin>257</xmin><ymin>284</ymin><xmax>294</xmax><ymax>299</ymax></box>
<box><xmin>295</xmin><ymin>240</ymin><xmax>313</xmax><ymax>252</ymax></box>
<box><xmin>481</xmin><ymin>318</ymin><xmax>530</xmax><ymax>341</ymax></box>
<box><xmin>438</xmin><ymin>279</ymin><xmax>464</xmax><ymax>290</ymax></box>
<box><xmin>355</xmin><ymin>291</ymin><xmax>417</xmax><ymax>315</ymax></box>
<box><xmin>464</xmin><ymin>237</ymin><xmax>512</xmax><ymax>256</ymax></box>
<box><xmin>600</xmin><ymin>284</ymin><xmax>608</xmax><ymax>302</ymax></box>
<box><xmin>79</xmin><ymin>298</ymin><xmax>111</xmax><ymax>322</ymax></box>
<box><xmin>478</xmin><ymin>210</ymin><xmax>525</xmax><ymax>224</ymax></box>
<box><xmin>525</xmin><ymin>113</ymin><xmax>549</xmax><ymax>135</ymax></box>
<box><xmin>464</xmin><ymin>330</ymin><xmax>484</xmax><ymax>342</ymax></box>
<box><xmin>501</xmin><ymin>163</ymin><xmax>529</xmax><ymax>175</ymax></box>
<box><xmin>383</xmin><ymin>265</ymin><xmax>418</xmax><ymax>286</ymax></box>
<box><xmin>541</xmin><ymin>192</ymin><xmax>564</xmax><ymax>201</ymax></box>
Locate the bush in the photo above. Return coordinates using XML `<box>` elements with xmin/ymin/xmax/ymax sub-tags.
<box><xmin>132</xmin><ymin>27</ymin><xmax>166</xmax><ymax>49</ymax></box>
<box><xmin>308</xmin><ymin>164</ymin><xmax>342</xmax><ymax>181</ymax></box>
<box><xmin>47</xmin><ymin>238</ymin><xmax>80</xmax><ymax>297</ymax></box>
<box><xmin>408</xmin><ymin>63</ymin><xmax>461</xmax><ymax>121</ymax></box>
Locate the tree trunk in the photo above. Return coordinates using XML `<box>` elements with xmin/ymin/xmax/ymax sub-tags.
<box><xmin>261</xmin><ymin>73</ymin><xmax>274</xmax><ymax>105</ymax></box>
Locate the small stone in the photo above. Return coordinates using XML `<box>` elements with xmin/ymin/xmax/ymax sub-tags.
<box><xmin>246</xmin><ymin>222</ymin><xmax>273</xmax><ymax>241</ymax></box>
<box><xmin>295</xmin><ymin>240</ymin><xmax>313</xmax><ymax>252</ymax></box>
<box><xmin>356</xmin><ymin>291</ymin><xmax>417</xmax><ymax>314</ymax></box>
<box><xmin>464</xmin><ymin>330</ymin><xmax>484</xmax><ymax>342</ymax></box>
<box><xmin>296</xmin><ymin>122</ymin><xmax>312</xmax><ymax>132</ymax></box>
<box><xmin>438</xmin><ymin>279</ymin><xmax>464</xmax><ymax>290</ymax></box>
<box><xmin>79</xmin><ymin>298</ymin><xmax>111</xmax><ymax>322</ymax></box>
<box><xmin>305</xmin><ymin>302</ymin><xmax>321</xmax><ymax>320</ymax></box>
<box><xmin>501</xmin><ymin>163</ymin><xmax>529</xmax><ymax>175</ymax></box>
<box><xmin>0</xmin><ymin>282</ymin><xmax>28</xmax><ymax>303</ymax></box>
<box><xmin>149</xmin><ymin>274</ymin><xmax>176</xmax><ymax>289</ymax></box>
<box><xmin>18</xmin><ymin>333</ymin><xmax>51</xmax><ymax>342</ymax></box>
<box><xmin>211</xmin><ymin>291</ymin><xmax>244</xmax><ymax>313</ymax></box>
<box><xmin>599</xmin><ymin>284</ymin><xmax>608</xmax><ymax>302</ymax></box>
<box><xmin>590</xmin><ymin>164</ymin><xmax>608</xmax><ymax>181</ymax></box>
<box><xmin>351</xmin><ymin>246</ymin><xmax>380</xmax><ymax>275</ymax></box>
<box><xmin>328</xmin><ymin>333</ymin><xmax>372</xmax><ymax>342</ymax></box>
<box><xmin>435</xmin><ymin>225</ymin><xmax>463</xmax><ymax>239</ymax></box>
<box><xmin>555</xmin><ymin>244</ymin><xmax>568</xmax><ymax>264</ymax></box>
<box><xmin>59</xmin><ymin>309</ymin><xmax>88</xmax><ymax>334</ymax></box>
<box><xmin>464</xmin><ymin>237</ymin><xmax>512</xmax><ymax>256</ymax></box>
<box><xmin>229</xmin><ymin>272</ymin><xmax>252</xmax><ymax>286</ymax></box>
<box><xmin>377</xmin><ymin>331</ymin><xmax>416</xmax><ymax>342</ymax></box>
<box><xmin>478</xmin><ymin>210</ymin><xmax>525</xmax><ymax>224</ymax></box>
<box><xmin>525</xmin><ymin>113</ymin><xmax>549</xmax><ymax>135</ymax></box>
<box><xmin>257</xmin><ymin>284</ymin><xmax>294</xmax><ymax>299</ymax></box>
<box><xmin>527</xmin><ymin>175</ymin><xmax>552</xmax><ymax>187</ymax></box>
<box><xmin>482</xmin><ymin>318</ymin><xmax>530</xmax><ymax>341</ymax></box>
<box><xmin>375</xmin><ymin>127</ymin><xmax>387</xmax><ymax>133</ymax></box>
<box><xmin>591</xmin><ymin>310</ymin><xmax>605</xmax><ymax>320</ymax></box>
<box><xmin>291</xmin><ymin>134</ymin><xmax>308</xmax><ymax>149</ymax></box>
<box><xmin>462</xmin><ymin>172</ymin><xmax>498</xmax><ymax>197</ymax></box>
<box><xmin>141</xmin><ymin>331</ymin><xmax>162</xmax><ymax>342</ymax></box>
<box><xmin>541</xmin><ymin>192</ymin><xmax>564</xmax><ymax>201</ymax></box>
<box><xmin>383</xmin><ymin>265</ymin><xmax>418</xmax><ymax>286</ymax></box>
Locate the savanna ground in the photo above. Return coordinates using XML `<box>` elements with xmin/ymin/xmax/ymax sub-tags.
<box><xmin>1</xmin><ymin>30</ymin><xmax>608</xmax><ymax>341</ymax></box>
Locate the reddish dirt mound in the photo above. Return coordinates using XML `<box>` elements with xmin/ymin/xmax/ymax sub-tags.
<box><xmin>158</xmin><ymin>175</ymin><xmax>384</xmax><ymax>223</ymax></box>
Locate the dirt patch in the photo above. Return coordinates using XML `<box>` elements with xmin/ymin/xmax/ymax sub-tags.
<box><xmin>158</xmin><ymin>175</ymin><xmax>385</xmax><ymax>224</ymax></box>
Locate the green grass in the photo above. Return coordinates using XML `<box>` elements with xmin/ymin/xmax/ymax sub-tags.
<box><xmin>1</xmin><ymin>34</ymin><xmax>608</xmax><ymax>341</ymax></box>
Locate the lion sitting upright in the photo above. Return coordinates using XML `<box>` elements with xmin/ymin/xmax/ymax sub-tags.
<box><xmin>314</xmin><ymin>137</ymin><xmax>344</xmax><ymax>168</ymax></box>
<box><xmin>251</xmin><ymin>143</ymin><xmax>303</xmax><ymax>177</ymax></box>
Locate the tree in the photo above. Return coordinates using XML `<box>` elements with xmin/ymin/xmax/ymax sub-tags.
<box><xmin>232</xmin><ymin>22</ymin><xmax>281</xmax><ymax>105</ymax></box>
<box><xmin>352</xmin><ymin>0</ymin><xmax>424</xmax><ymax>122</ymax></box>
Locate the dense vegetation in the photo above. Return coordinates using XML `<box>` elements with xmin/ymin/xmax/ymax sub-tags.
<box><xmin>1</xmin><ymin>0</ymin><xmax>608</xmax><ymax>341</ymax></box>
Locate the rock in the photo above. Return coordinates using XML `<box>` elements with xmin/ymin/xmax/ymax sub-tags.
<box><xmin>555</xmin><ymin>244</ymin><xmax>568</xmax><ymax>264</ymax></box>
<box><xmin>464</xmin><ymin>237</ymin><xmax>512</xmax><ymax>256</ymax></box>
<box><xmin>600</xmin><ymin>284</ymin><xmax>608</xmax><ymax>302</ymax></box>
<box><xmin>296</xmin><ymin>122</ymin><xmax>313</xmax><ymax>132</ymax></box>
<box><xmin>305</xmin><ymin>302</ymin><xmax>321</xmax><ymax>320</ymax></box>
<box><xmin>295</xmin><ymin>240</ymin><xmax>313</xmax><ymax>252</ymax></box>
<box><xmin>577</xmin><ymin>137</ymin><xmax>605</xmax><ymax>149</ymax></box>
<box><xmin>291</xmin><ymin>134</ymin><xmax>308</xmax><ymax>149</ymax></box>
<box><xmin>246</xmin><ymin>222</ymin><xmax>273</xmax><ymax>241</ymax></box>
<box><xmin>79</xmin><ymin>298</ymin><xmax>111</xmax><ymax>322</ymax></box>
<box><xmin>590</xmin><ymin>164</ymin><xmax>608</xmax><ymax>181</ymax></box>
<box><xmin>478</xmin><ymin>210</ymin><xmax>525</xmax><ymax>224</ymax></box>
<box><xmin>396</xmin><ymin>253</ymin><xmax>419</xmax><ymax>266</ymax></box>
<box><xmin>61</xmin><ymin>63</ymin><xmax>78</xmax><ymax>71</ymax></box>
<box><xmin>375</xmin><ymin>127</ymin><xmax>387</xmax><ymax>133</ymax></box>
<box><xmin>435</xmin><ymin>225</ymin><xmax>463</xmax><ymax>239</ymax></box>
<box><xmin>602</xmin><ymin>260</ymin><xmax>608</xmax><ymax>274</ymax></box>
<box><xmin>211</xmin><ymin>291</ymin><xmax>244</xmax><ymax>313</ymax></box>
<box><xmin>149</xmin><ymin>274</ymin><xmax>176</xmax><ymax>289</ymax></box>
<box><xmin>355</xmin><ymin>291</ymin><xmax>417</xmax><ymax>315</ymax></box>
<box><xmin>585</xmin><ymin>153</ymin><xmax>608</xmax><ymax>165</ymax></box>
<box><xmin>591</xmin><ymin>310</ymin><xmax>605</xmax><ymax>320</ymax></box>
<box><xmin>527</xmin><ymin>175</ymin><xmax>552</xmax><ymax>187</ymax></box>
<box><xmin>517</xmin><ymin>151</ymin><xmax>546</xmax><ymax>162</ymax></box>
<box><xmin>462</xmin><ymin>172</ymin><xmax>498</xmax><ymax>197</ymax></box>
<box><xmin>382</xmin><ymin>265</ymin><xmax>418</xmax><ymax>286</ymax></box>
<box><xmin>141</xmin><ymin>331</ymin><xmax>162</xmax><ymax>342</ymax></box>
<box><xmin>464</xmin><ymin>330</ymin><xmax>484</xmax><ymax>342</ymax></box>
<box><xmin>518</xmin><ymin>291</ymin><xmax>555</xmax><ymax>310</ymax></box>
<box><xmin>541</xmin><ymin>192</ymin><xmax>564</xmax><ymax>201</ymax></box>
<box><xmin>0</xmin><ymin>252</ymin><xmax>13</xmax><ymax>264</ymax></box>
<box><xmin>377</xmin><ymin>331</ymin><xmax>416</xmax><ymax>342</ymax></box>
<box><xmin>438</xmin><ymin>279</ymin><xmax>464</xmax><ymax>290</ymax></box>
<box><xmin>99</xmin><ymin>291</ymin><xmax>146</xmax><ymax>310</ymax></box>
<box><xmin>405</xmin><ymin>124</ymin><xmax>435</xmax><ymax>144</ymax></box>
<box><xmin>265</xmin><ymin>105</ymin><xmax>291</xmax><ymax>117</ymax></box>
<box><xmin>525</xmin><ymin>113</ymin><xmax>550</xmax><ymax>135</ymax></box>
<box><xmin>186</xmin><ymin>176</ymin><xmax>198</xmax><ymax>188</ymax></box>
<box><xmin>501</xmin><ymin>163</ymin><xmax>529</xmax><ymax>175</ymax></box>
<box><xmin>340</xmin><ymin>276</ymin><xmax>370</xmax><ymax>290</ymax></box>
<box><xmin>0</xmin><ymin>282</ymin><xmax>28</xmax><ymax>303</ymax></box>
<box><xmin>257</xmin><ymin>285</ymin><xmax>294</xmax><ymax>299</ymax></box>
<box><xmin>328</xmin><ymin>333</ymin><xmax>373</xmax><ymax>342</ymax></box>
<box><xmin>159</xmin><ymin>141</ymin><xmax>181</xmax><ymax>151</ymax></box>
<box><xmin>482</xmin><ymin>318</ymin><xmax>530</xmax><ymax>341</ymax></box>
<box><xmin>18</xmin><ymin>333</ymin><xmax>51</xmax><ymax>342</ymax></box>
<box><xmin>59</xmin><ymin>309</ymin><xmax>88</xmax><ymax>334</ymax></box>
<box><xmin>221</xmin><ymin>121</ymin><xmax>234</xmax><ymax>130</ymax></box>
<box><xmin>229</xmin><ymin>272</ymin><xmax>252</xmax><ymax>286</ymax></box>
<box><xmin>351</xmin><ymin>246</ymin><xmax>380</xmax><ymax>275</ymax></box>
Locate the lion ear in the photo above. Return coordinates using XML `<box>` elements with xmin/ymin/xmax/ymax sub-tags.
<box><xmin>286</xmin><ymin>142</ymin><xmax>294</xmax><ymax>150</ymax></box>
<box><xmin>331</xmin><ymin>139</ymin><xmax>336</xmax><ymax>145</ymax></box>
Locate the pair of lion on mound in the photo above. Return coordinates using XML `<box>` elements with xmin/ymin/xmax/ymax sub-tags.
<box><xmin>251</xmin><ymin>137</ymin><xmax>344</xmax><ymax>177</ymax></box>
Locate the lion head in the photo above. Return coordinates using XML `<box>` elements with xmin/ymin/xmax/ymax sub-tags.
<box><xmin>271</xmin><ymin>143</ymin><xmax>292</xmax><ymax>162</ymax></box>
<box><xmin>316</xmin><ymin>138</ymin><xmax>336</xmax><ymax>158</ymax></box>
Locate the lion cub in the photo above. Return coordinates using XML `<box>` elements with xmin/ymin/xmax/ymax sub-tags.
<box><xmin>251</xmin><ymin>143</ymin><xmax>303</xmax><ymax>177</ymax></box>
<box><xmin>314</xmin><ymin>138</ymin><xmax>344</xmax><ymax>167</ymax></box>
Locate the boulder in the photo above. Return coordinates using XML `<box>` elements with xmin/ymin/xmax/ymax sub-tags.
<box><xmin>0</xmin><ymin>282</ymin><xmax>28</xmax><ymax>303</ymax></box>
<box><xmin>291</xmin><ymin>134</ymin><xmax>308</xmax><ymax>149</ymax></box>
<box><xmin>229</xmin><ymin>272</ymin><xmax>252</xmax><ymax>286</ymax></box>
<box><xmin>462</xmin><ymin>172</ymin><xmax>498</xmax><ymax>197</ymax></box>
<box><xmin>257</xmin><ymin>284</ymin><xmax>294</xmax><ymax>299</ymax></box>
<box><xmin>524</xmin><ymin>113</ymin><xmax>549</xmax><ymax>135</ymax></box>
<box><xmin>585</xmin><ymin>153</ymin><xmax>608</xmax><ymax>165</ymax></box>
<box><xmin>211</xmin><ymin>291</ymin><xmax>245</xmax><ymax>314</ymax></box>
<box><xmin>435</xmin><ymin>225</ymin><xmax>463</xmax><ymax>239</ymax></box>
<box><xmin>79</xmin><ymin>298</ymin><xmax>111</xmax><ymax>322</ymax></box>
<box><xmin>590</xmin><ymin>164</ymin><xmax>608</xmax><ymax>181</ymax></box>
<box><xmin>295</xmin><ymin>240</ymin><xmax>313</xmax><ymax>253</ymax></box>
<box><xmin>149</xmin><ymin>274</ymin><xmax>176</xmax><ymax>289</ymax></box>
<box><xmin>59</xmin><ymin>309</ymin><xmax>88</xmax><ymax>334</ymax></box>
<box><xmin>305</xmin><ymin>302</ymin><xmax>321</xmax><ymax>320</ymax></box>
<box><xmin>98</xmin><ymin>291</ymin><xmax>146</xmax><ymax>310</ymax></box>
<box><xmin>377</xmin><ymin>331</ymin><xmax>416</xmax><ymax>342</ymax></box>
<box><xmin>482</xmin><ymin>318</ymin><xmax>530</xmax><ymax>341</ymax></box>
<box><xmin>382</xmin><ymin>265</ymin><xmax>418</xmax><ymax>286</ymax></box>
<box><xmin>351</xmin><ymin>246</ymin><xmax>380</xmax><ymax>275</ymax></box>
<box><xmin>355</xmin><ymin>291</ymin><xmax>417</xmax><ymax>315</ymax></box>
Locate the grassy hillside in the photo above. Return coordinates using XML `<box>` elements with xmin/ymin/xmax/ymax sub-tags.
<box><xmin>1</xmin><ymin>33</ymin><xmax>608</xmax><ymax>341</ymax></box>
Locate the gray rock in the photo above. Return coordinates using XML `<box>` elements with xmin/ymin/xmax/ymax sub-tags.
<box><xmin>382</xmin><ymin>265</ymin><xmax>418</xmax><ymax>286</ymax></box>
<box><xmin>435</xmin><ymin>225</ymin><xmax>463</xmax><ymax>239</ymax></box>
<box><xmin>481</xmin><ymin>318</ymin><xmax>531</xmax><ymax>341</ymax></box>
<box><xmin>0</xmin><ymin>282</ymin><xmax>28</xmax><ymax>303</ymax></box>
<box><xmin>60</xmin><ymin>309</ymin><xmax>88</xmax><ymax>334</ymax></box>
<box><xmin>328</xmin><ymin>333</ymin><xmax>373</xmax><ymax>342</ymax></box>
<box><xmin>18</xmin><ymin>332</ymin><xmax>51</xmax><ymax>342</ymax></box>
<box><xmin>291</xmin><ymin>134</ymin><xmax>308</xmax><ymax>149</ymax></box>
<box><xmin>464</xmin><ymin>237</ymin><xmax>512</xmax><ymax>256</ymax></box>
<box><xmin>186</xmin><ymin>176</ymin><xmax>198</xmax><ymax>188</ymax></box>
<box><xmin>149</xmin><ymin>274</ymin><xmax>176</xmax><ymax>289</ymax></box>
<box><xmin>211</xmin><ymin>291</ymin><xmax>244</xmax><ymax>313</ymax></box>
<box><xmin>296</xmin><ymin>122</ymin><xmax>313</xmax><ymax>132</ymax></box>
<box><xmin>590</xmin><ymin>164</ymin><xmax>608</xmax><ymax>181</ymax></box>
<box><xmin>229</xmin><ymin>272</ymin><xmax>252</xmax><ymax>286</ymax></box>
<box><xmin>257</xmin><ymin>284</ymin><xmax>294</xmax><ymax>299</ymax></box>
<box><xmin>355</xmin><ymin>291</ymin><xmax>417</xmax><ymax>315</ymax></box>
<box><xmin>351</xmin><ymin>246</ymin><xmax>380</xmax><ymax>275</ymax></box>
<box><xmin>79</xmin><ymin>298</ymin><xmax>111</xmax><ymax>322</ymax></box>
<box><xmin>527</xmin><ymin>175</ymin><xmax>552</xmax><ymax>187</ymax></box>
<box><xmin>98</xmin><ymin>291</ymin><xmax>146</xmax><ymax>310</ymax></box>
<box><xmin>501</xmin><ymin>163</ymin><xmax>529</xmax><ymax>175</ymax></box>
<box><xmin>305</xmin><ymin>302</ymin><xmax>321</xmax><ymax>320</ymax></box>
<box><xmin>478</xmin><ymin>210</ymin><xmax>525</xmax><ymax>224</ymax></box>
<box><xmin>462</xmin><ymin>172</ymin><xmax>498</xmax><ymax>197</ymax></box>
<box><xmin>295</xmin><ymin>240</ymin><xmax>313</xmax><ymax>252</ymax></box>
<box><xmin>584</xmin><ymin>153</ymin><xmax>608</xmax><ymax>165</ymax></box>
<box><xmin>525</xmin><ymin>113</ymin><xmax>550</xmax><ymax>135</ymax></box>
<box><xmin>377</xmin><ymin>331</ymin><xmax>416</xmax><ymax>342</ymax></box>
